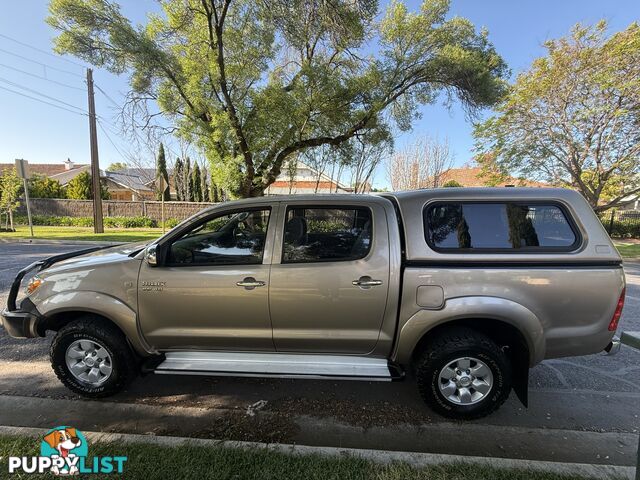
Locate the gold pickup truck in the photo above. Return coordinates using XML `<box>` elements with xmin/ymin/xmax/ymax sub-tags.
<box><xmin>2</xmin><ymin>188</ymin><xmax>625</xmax><ymax>419</ymax></box>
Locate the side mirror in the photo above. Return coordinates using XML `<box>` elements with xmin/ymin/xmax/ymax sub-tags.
<box><xmin>145</xmin><ymin>245</ymin><xmax>158</xmax><ymax>267</ymax></box>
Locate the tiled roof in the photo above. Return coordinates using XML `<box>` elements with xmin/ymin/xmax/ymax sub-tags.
<box><xmin>0</xmin><ymin>163</ymin><xmax>88</xmax><ymax>177</ymax></box>
<box><xmin>439</xmin><ymin>167</ymin><xmax>546</xmax><ymax>188</ymax></box>
<box><xmin>110</xmin><ymin>168</ymin><xmax>157</xmax><ymax>184</ymax></box>
<box><xmin>105</xmin><ymin>171</ymin><xmax>154</xmax><ymax>192</ymax></box>
<box><xmin>49</xmin><ymin>165</ymin><xmax>92</xmax><ymax>185</ymax></box>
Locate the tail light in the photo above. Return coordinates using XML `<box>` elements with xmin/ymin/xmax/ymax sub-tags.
<box><xmin>608</xmin><ymin>288</ymin><xmax>625</xmax><ymax>331</ymax></box>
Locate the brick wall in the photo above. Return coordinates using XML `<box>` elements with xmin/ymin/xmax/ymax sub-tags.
<box><xmin>17</xmin><ymin>198</ymin><xmax>216</xmax><ymax>222</ymax></box>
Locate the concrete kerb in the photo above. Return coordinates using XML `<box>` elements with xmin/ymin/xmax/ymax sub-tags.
<box><xmin>0</xmin><ymin>425</ymin><xmax>634</xmax><ymax>480</ymax></box>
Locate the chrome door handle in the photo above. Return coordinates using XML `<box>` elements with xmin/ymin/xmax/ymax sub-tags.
<box><xmin>352</xmin><ymin>277</ymin><xmax>383</xmax><ymax>288</ymax></box>
<box><xmin>236</xmin><ymin>277</ymin><xmax>266</xmax><ymax>289</ymax></box>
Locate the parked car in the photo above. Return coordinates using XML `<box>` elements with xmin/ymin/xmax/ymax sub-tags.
<box><xmin>2</xmin><ymin>188</ymin><xmax>625</xmax><ymax>419</ymax></box>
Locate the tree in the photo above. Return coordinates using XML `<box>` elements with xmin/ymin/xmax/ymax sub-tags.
<box><xmin>156</xmin><ymin>143</ymin><xmax>170</xmax><ymax>200</ymax></box>
<box><xmin>66</xmin><ymin>171</ymin><xmax>110</xmax><ymax>200</ymax></box>
<box><xmin>0</xmin><ymin>168</ymin><xmax>21</xmax><ymax>231</ymax></box>
<box><xmin>106</xmin><ymin>162</ymin><xmax>128</xmax><ymax>172</ymax></box>
<box><xmin>174</xmin><ymin>157</ymin><xmax>184</xmax><ymax>200</ymax></box>
<box><xmin>442</xmin><ymin>179</ymin><xmax>463</xmax><ymax>187</ymax></box>
<box><xmin>184</xmin><ymin>157</ymin><xmax>193</xmax><ymax>201</ymax></box>
<box><xmin>474</xmin><ymin>22</ymin><xmax>640</xmax><ymax>212</ymax></box>
<box><xmin>345</xmin><ymin>139</ymin><xmax>388</xmax><ymax>194</ymax></box>
<box><xmin>192</xmin><ymin>162</ymin><xmax>203</xmax><ymax>202</ymax></box>
<box><xmin>29</xmin><ymin>174</ymin><xmax>65</xmax><ymax>198</ymax></box>
<box><xmin>201</xmin><ymin>164</ymin><xmax>210</xmax><ymax>202</ymax></box>
<box><xmin>48</xmin><ymin>0</ymin><xmax>507</xmax><ymax>198</ymax></box>
<box><xmin>387</xmin><ymin>136</ymin><xmax>454</xmax><ymax>190</ymax></box>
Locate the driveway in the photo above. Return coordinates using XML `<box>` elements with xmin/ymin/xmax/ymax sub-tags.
<box><xmin>1</xmin><ymin>241</ymin><xmax>639</xmax><ymax>466</ymax></box>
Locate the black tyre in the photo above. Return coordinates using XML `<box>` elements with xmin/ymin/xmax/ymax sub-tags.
<box><xmin>50</xmin><ymin>316</ymin><xmax>138</xmax><ymax>398</ymax></box>
<box><xmin>414</xmin><ymin>327</ymin><xmax>512</xmax><ymax>420</ymax></box>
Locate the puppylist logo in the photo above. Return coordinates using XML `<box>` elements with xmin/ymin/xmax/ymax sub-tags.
<box><xmin>8</xmin><ymin>426</ymin><xmax>127</xmax><ymax>475</ymax></box>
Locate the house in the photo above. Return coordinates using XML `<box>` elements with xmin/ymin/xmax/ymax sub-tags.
<box><xmin>439</xmin><ymin>166</ymin><xmax>546</xmax><ymax>188</ymax></box>
<box><xmin>103</xmin><ymin>170</ymin><xmax>155</xmax><ymax>201</ymax></box>
<box><xmin>265</xmin><ymin>160</ymin><xmax>354</xmax><ymax>195</ymax></box>
<box><xmin>0</xmin><ymin>158</ymin><xmax>88</xmax><ymax>178</ymax></box>
<box><xmin>50</xmin><ymin>161</ymin><xmax>155</xmax><ymax>200</ymax></box>
<box><xmin>0</xmin><ymin>159</ymin><xmax>156</xmax><ymax>201</ymax></box>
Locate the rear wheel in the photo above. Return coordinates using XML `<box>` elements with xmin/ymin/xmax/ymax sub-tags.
<box><xmin>414</xmin><ymin>327</ymin><xmax>512</xmax><ymax>420</ymax></box>
<box><xmin>50</xmin><ymin>316</ymin><xmax>138</xmax><ymax>398</ymax></box>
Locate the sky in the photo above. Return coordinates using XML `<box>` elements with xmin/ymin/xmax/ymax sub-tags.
<box><xmin>0</xmin><ymin>0</ymin><xmax>638</xmax><ymax>189</ymax></box>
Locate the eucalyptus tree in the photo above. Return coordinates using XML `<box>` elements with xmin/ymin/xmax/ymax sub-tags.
<box><xmin>49</xmin><ymin>0</ymin><xmax>507</xmax><ymax>197</ymax></box>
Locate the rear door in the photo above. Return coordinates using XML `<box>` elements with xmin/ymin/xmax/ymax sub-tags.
<box><xmin>268</xmin><ymin>201</ymin><xmax>390</xmax><ymax>354</ymax></box>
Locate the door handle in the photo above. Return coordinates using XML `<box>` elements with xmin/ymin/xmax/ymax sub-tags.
<box><xmin>236</xmin><ymin>277</ymin><xmax>266</xmax><ymax>289</ymax></box>
<box><xmin>352</xmin><ymin>276</ymin><xmax>383</xmax><ymax>288</ymax></box>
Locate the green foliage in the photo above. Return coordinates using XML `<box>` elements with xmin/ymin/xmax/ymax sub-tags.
<box><xmin>28</xmin><ymin>174</ymin><xmax>65</xmax><ymax>198</ymax></box>
<box><xmin>475</xmin><ymin>21</ymin><xmax>640</xmax><ymax>211</ymax></box>
<box><xmin>0</xmin><ymin>168</ymin><xmax>22</xmax><ymax>211</ymax></box>
<box><xmin>65</xmin><ymin>171</ymin><xmax>92</xmax><ymax>199</ymax></box>
<box><xmin>442</xmin><ymin>180</ymin><xmax>463</xmax><ymax>187</ymax></box>
<box><xmin>48</xmin><ymin>0</ymin><xmax>507</xmax><ymax>198</ymax></box>
<box><xmin>162</xmin><ymin>217</ymin><xmax>181</xmax><ymax>229</ymax></box>
<box><xmin>156</xmin><ymin>143</ymin><xmax>170</xmax><ymax>201</ymax></box>
<box><xmin>106</xmin><ymin>162</ymin><xmax>128</xmax><ymax>171</ymax></box>
<box><xmin>173</xmin><ymin>157</ymin><xmax>184</xmax><ymax>201</ymax></box>
<box><xmin>201</xmin><ymin>165</ymin><xmax>210</xmax><ymax>202</ymax></box>
<box><xmin>0</xmin><ymin>167</ymin><xmax>22</xmax><ymax>229</ymax></box>
<box><xmin>66</xmin><ymin>171</ymin><xmax>110</xmax><ymax>199</ymax></box>
<box><xmin>185</xmin><ymin>157</ymin><xmax>193</xmax><ymax>201</ymax></box>
<box><xmin>14</xmin><ymin>214</ymin><xmax>157</xmax><ymax>228</ymax></box>
<box><xmin>192</xmin><ymin>163</ymin><xmax>202</xmax><ymax>202</ymax></box>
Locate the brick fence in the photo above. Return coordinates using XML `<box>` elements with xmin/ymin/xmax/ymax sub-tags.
<box><xmin>17</xmin><ymin>198</ymin><xmax>217</xmax><ymax>222</ymax></box>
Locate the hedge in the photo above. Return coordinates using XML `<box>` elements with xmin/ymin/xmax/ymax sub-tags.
<box><xmin>12</xmin><ymin>215</ymin><xmax>180</xmax><ymax>229</ymax></box>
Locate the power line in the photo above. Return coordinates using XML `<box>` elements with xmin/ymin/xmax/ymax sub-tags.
<box><xmin>0</xmin><ymin>62</ymin><xmax>84</xmax><ymax>90</ymax></box>
<box><xmin>97</xmin><ymin>118</ymin><xmax>136</xmax><ymax>165</ymax></box>
<box><xmin>0</xmin><ymin>32</ymin><xmax>85</xmax><ymax>68</ymax></box>
<box><xmin>0</xmin><ymin>75</ymin><xmax>88</xmax><ymax>113</ymax></box>
<box><xmin>0</xmin><ymin>84</ymin><xmax>87</xmax><ymax>117</ymax></box>
<box><xmin>94</xmin><ymin>82</ymin><xmax>121</xmax><ymax>108</ymax></box>
<box><xmin>0</xmin><ymin>47</ymin><xmax>84</xmax><ymax>78</ymax></box>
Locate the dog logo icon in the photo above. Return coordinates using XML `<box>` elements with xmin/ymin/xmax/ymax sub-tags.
<box><xmin>41</xmin><ymin>426</ymin><xmax>88</xmax><ymax>475</ymax></box>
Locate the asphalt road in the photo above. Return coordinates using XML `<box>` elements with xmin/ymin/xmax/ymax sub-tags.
<box><xmin>1</xmin><ymin>241</ymin><xmax>639</xmax><ymax>465</ymax></box>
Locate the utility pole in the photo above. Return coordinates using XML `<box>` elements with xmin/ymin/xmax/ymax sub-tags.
<box><xmin>86</xmin><ymin>68</ymin><xmax>104</xmax><ymax>233</ymax></box>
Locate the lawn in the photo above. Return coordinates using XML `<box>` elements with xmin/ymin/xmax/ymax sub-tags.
<box><xmin>0</xmin><ymin>225</ymin><xmax>163</xmax><ymax>243</ymax></box>
<box><xmin>0</xmin><ymin>433</ymin><xmax>594</xmax><ymax>480</ymax></box>
<box><xmin>614</xmin><ymin>242</ymin><xmax>640</xmax><ymax>259</ymax></box>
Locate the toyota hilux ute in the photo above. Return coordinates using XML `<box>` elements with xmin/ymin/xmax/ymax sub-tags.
<box><xmin>1</xmin><ymin>188</ymin><xmax>625</xmax><ymax>419</ymax></box>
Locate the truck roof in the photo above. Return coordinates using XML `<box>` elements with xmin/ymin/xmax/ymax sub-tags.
<box><xmin>384</xmin><ymin>187</ymin><xmax>581</xmax><ymax>201</ymax></box>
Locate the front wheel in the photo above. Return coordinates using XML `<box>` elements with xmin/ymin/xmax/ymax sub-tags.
<box><xmin>50</xmin><ymin>316</ymin><xmax>138</xmax><ymax>398</ymax></box>
<box><xmin>414</xmin><ymin>327</ymin><xmax>512</xmax><ymax>420</ymax></box>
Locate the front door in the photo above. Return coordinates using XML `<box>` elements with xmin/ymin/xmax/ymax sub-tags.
<box><xmin>269</xmin><ymin>204</ymin><xmax>390</xmax><ymax>354</ymax></box>
<box><xmin>138</xmin><ymin>207</ymin><xmax>275</xmax><ymax>351</ymax></box>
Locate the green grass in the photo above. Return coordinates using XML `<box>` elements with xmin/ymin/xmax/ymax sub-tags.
<box><xmin>614</xmin><ymin>242</ymin><xmax>640</xmax><ymax>259</ymax></box>
<box><xmin>0</xmin><ymin>225</ymin><xmax>162</xmax><ymax>242</ymax></box>
<box><xmin>0</xmin><ymin>433</ymin><xmax>595</xmax><ymax>480</ymax></box>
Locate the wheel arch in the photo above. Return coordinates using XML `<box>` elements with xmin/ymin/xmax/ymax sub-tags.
<box><xmin>35</xmin><ymin>291</ymin><xmax>152</xmax><ymax>356</ymax></box>
<box><xmin>393</xmin><ymin>296</ymin><xmax>545</xmax><ymax>367</ymax></box>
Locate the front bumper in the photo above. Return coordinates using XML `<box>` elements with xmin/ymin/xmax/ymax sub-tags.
<box><xmin>2</xmin><ymin>245</ymin><xmax>110</xmax><ymax>339</ymax></box>
<box><xmin>0</xmin><ymin>307</ymin><xmax>40</xmax><ymax>338</ymax></box>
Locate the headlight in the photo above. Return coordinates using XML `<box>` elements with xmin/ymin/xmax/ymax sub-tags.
<box><xmin>26</xmin><ymin>276</ymin><xmax>43</xmax><ymax>295</ymax></box>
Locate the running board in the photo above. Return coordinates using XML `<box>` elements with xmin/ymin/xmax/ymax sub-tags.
<box><xmin>154</xmin><ymin>352</ymin><xmax>403</xmax><ymax>381</ymax></box>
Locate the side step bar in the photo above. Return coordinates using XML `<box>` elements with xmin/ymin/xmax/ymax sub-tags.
<box><xmin>154</xmin><ymin>352</ymin><xmax>404</xmax><ymax>381</ymax></box>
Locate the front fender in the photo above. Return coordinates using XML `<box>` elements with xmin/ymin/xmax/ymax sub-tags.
<box><xmin>36</xmin><ymin>291</ymin><xmax>153</xmax><ymax>356</ymax></box>
<box><xmin>392</xmin><ymin>296</ymin><xmax>545</xmax><ymax>366</ymax></box>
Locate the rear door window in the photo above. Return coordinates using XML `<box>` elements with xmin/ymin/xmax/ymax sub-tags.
<box><xmin>424</xmin><ymin>202</ymin><xmax>578</xmax><ymax>251</ymax></box>
<box><xmin>282</xmin><ymin>207</ymin><xmax>372</xmax><ymax>263</ymax></box>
